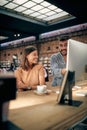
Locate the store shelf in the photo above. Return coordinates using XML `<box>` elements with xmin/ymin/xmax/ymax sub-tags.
<box><xmin>39</xmin><ymin>57</ymin><xmax>52</xmax><ymax>75</ymax></box>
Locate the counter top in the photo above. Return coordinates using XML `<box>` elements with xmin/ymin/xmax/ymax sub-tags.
<box><xmin>9</xmin><ymin>86</ymin><xmax>60</xmax><ymax>109</ymax></box>
<box><xmin>8</xmin><ymin>84</ymin><xmax>87</xmax><ymax>130</ymax></box>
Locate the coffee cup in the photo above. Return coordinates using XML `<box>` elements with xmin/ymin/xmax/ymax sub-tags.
<box><xmin>37</xmin><ymin>85</ymin><xmax>47</xmax><ymax>93</ymax></box>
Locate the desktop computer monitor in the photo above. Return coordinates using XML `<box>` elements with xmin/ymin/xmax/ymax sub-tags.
<box><xmin>57</xmin><ymin>39</ymin><xmax>87</xmax><ymax>106</ymax></box>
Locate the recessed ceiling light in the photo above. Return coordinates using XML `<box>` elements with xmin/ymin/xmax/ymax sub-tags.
<box><xmin>0</xmin><ymin>36</ymin><xmax>8</xmax><ymax>40</ymax></box>
<box><xmin>14</xmin><ymin>34</ymin><xmax>20</xmax><ymax>37</ymax></box>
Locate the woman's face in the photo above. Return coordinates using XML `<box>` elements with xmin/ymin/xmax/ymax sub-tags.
<box><xmin>26</xmin><ymin>50</ymin><xmax>38</xmax><ymax>65</ymax></box>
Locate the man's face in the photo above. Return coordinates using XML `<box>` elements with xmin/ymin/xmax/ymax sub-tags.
<box><xmin>59</xmin><ymin>40</ymin><xmax>68</xmax><ymax>56</ymax></box>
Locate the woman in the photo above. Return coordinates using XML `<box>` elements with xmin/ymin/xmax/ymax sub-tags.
<box><xmin>15</xmin><ymin>46</ymin><xmax>46</xmax><ymax>92</ymax></box>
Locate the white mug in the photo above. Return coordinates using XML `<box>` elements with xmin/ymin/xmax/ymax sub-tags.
<box><xmin>37</xmin><ymin>85</ymin><xmax>47</xmax><ymax>93</ymax></box>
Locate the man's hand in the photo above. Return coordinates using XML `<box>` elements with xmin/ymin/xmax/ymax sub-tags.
<box><xmin>61</xmin><ymin>68</ymin><xmax>66</xmax><ymax>75</ymax></box>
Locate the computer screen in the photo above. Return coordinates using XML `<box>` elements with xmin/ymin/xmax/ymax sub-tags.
<box><xmin>57</xmin><ymin>39</ymin><xmax>87</xmax><ymax>106</ymax></box>
<box><xmin>67</xmin><ymin>39</ymin><xmax>87</xmax><ymax>82</ymax></box>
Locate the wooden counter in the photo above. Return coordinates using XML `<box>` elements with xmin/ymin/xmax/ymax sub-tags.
<box><xmin>8</xmin><ymin>84</ymin><xmax>87</xmax><ymax>130</ymax></box>
<box><xmin>9</xmin><ymin>86</ymin><xmax>60</xmax><ymax>109</ymax></box>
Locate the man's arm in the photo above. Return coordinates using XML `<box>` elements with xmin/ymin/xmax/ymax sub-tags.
<box><xmin>50</xmin><ymin>55</ymin><xmax>63</xmax><ymax>77</ymax></box>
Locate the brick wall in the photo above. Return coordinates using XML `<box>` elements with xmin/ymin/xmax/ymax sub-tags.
<box><xmin>0</xmin><ymin>30</ymin><xmax>87</xmax><ymax>65</ymax></box>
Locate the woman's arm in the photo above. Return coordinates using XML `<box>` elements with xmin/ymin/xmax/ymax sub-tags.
<box><xmin>38</xmin><ymin>65</ymin><xmax>46</xmax><ymax>85</ymax></box>
<box><xmin>27</xmin><ymin>65</ymin><xmax>46</xmax><ymax>90</ymax></box>
<box><xmin>14</xmin><ymin>69</ymin><xmax>29</xmax><ymax>90</ymax></box>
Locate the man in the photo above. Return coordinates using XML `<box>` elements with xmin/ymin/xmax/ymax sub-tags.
<box><xmin>50</xmin><ymin>35</ymin><xmax>69</xmax><ymax>87</ymax></box>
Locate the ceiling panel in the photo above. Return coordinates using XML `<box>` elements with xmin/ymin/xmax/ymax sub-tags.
<box><xmin>0</xmin><ymin>0</ymin><xmax>87</xmax><ymax>44</ymax></box>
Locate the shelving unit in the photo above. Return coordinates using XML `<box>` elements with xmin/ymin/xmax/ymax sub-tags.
<box><xmin>39</xmin><ymin>56</ymin><xmax>52</xmax><ymax>75</ymax></box>
<box><xmin>0</xmin><ymin>61</ymin><xmax>11</xmax><ymax>68</ymax></box>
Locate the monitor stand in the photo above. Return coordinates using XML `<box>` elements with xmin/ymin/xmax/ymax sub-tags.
<box><xmin>57</xmin><ymin>71</ymin><xmax>83</xmax><ymax>107</ymax></box>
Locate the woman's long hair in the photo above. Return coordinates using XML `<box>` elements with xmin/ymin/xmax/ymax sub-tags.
<box><xmin>21</xmin><ymin>46</ymin><xmax>37</xmax><ymax>70</ymax></box>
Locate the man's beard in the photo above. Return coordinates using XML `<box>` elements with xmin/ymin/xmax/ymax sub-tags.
<box><xmin>60</xmin><ymin>49</ymin><xmax>67</xmax><ymax>56</ymax></box>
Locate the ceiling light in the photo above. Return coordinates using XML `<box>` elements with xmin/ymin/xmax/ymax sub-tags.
<box><xmin>30</xmin><ymin>12</ymin><xmax>40</xmax><ymax>17</ymax></box>
<box><xmin>44</xmin><ymin>11</ymin><xmax>69</xmax><ymax>21</ymax></box>
<box><xmin>46</xmin><ymin>11</ymin><xmax>56</xmax><ymax>16</ymax></box>
<box><xmin>0</xmin><ymin>36</ymin><xmax>8</xmax><ymax>40</ymax></box>
<box><xmin>14</xmin><ymin>34</ymin><xmax>20</xmax><ymax>37</ymax></box>
<box><xmin>23</xmin><ymin>10</ymin><xmax>34</xmax><ymax>15</ymax></box>
<box><xmin>48</xmin><ymin>5</ymin><xmax>57</xmax><ymax>10</ymax></box>
<box><xmin>32</xmin><ymin>0</ymin><xmax>44</xmax><ymax>3</ymax></box>
<box><xmin>41</xmin><ymin>1</ymin><xmax>51</xmax><ymax>7</ymax></box>
<box><xmin>36</xmin><ymin>15</ymin><xmax>46</xmax><ymax>19</ymax></box>
<box><xmin>0</xmin><ymin>0</ymin><xmax>8</xmax><ymax>6</ymax></box>
<box><xmin>55</xmin><ymin>8</ymin><xmax>63</xmax><ymax>13</ymax></box>
<box><xmin>0</xmin><ymin>0</ymin><xmax>73</xmax><ymax>24</ymax></box>
<box><xmin>17</xmin><ymin>34</ymin><xmax>20</xmax><ymax>37</ymax></box>
<box><xmin>23</xmin><ymin>1</ymin><xmax>36</xmax><ymax>8</ymax></box>
<box><xmin>14</xmin><ymin>6</ymin><xmax>26</xmax><ymax>12</ymax></box>
<box><xmin>4</xmin><ymin>3</ymin><xmax>18</xmax><ymax>9</ymax></box>
<box><xmin>31</xmin><ymin>5</ymin><xmax>44</xmax><ymax>11</ymax></box>
<box><xmin>13</xmin><ymin>0</ymin><xmax>28</xmax><ymax>5</ymax></box>
<box><xmin>38</xmin><ymin>8</ymin><xmax>50</xmax><ymax>14</ymax></box>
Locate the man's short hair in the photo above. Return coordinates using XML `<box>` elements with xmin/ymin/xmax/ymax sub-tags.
<box><xmin>59</xmin><ymin>35</ymin><xmax>69</xmax><ymax>41</ymax></box>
